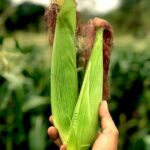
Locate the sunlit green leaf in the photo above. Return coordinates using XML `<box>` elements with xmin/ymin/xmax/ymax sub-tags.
<box><xmin>22</xmin><ymin>96</ymin><xmax>49</xmax><ymax>112</ymax></box>
<box><xmin>29</xmin><ymin>115</ymin><xmax>47</xmax><ymax>150</ymax></box>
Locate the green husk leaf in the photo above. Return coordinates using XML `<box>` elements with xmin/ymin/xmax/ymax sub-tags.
<box><xmin>51</xmin><ymin>0</ymin><xmax>77</xmax><ymax>144</ymax></box>
<box><xmin>66</xmin><ymin>29</ymin><xmax>104</xmax><ymax>149</ymax></box>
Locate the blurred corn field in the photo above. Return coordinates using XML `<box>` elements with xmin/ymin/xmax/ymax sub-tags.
<box><xmin>0</xmin><ymin>32</ymin><xmax>52</xmax><ymax>150</ymax></box>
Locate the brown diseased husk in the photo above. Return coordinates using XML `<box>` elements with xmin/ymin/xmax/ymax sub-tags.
<box><xmin>45</xmin><ymin>4</ymin><xmax>113</xmax><ymax>100</ymax></box>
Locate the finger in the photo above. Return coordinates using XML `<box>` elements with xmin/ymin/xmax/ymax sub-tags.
<box><xmin>47</xmin><ymin>126</ymin><xmax>63</xmax><ymax>147</ymax></box>
<box><xmin>48</xmin><ymin>117</ymin><xmax>63</xmax><ymax>147</ymax></box>
<box><xmin>99</xmin><ymin>100</ymin><xmax>118</xmax><ymax>136</ymax></box>
<box><xmin>60</xmin><ymin>145</ymin><xmax>66</xmax><ymax>150</ymax></box>
<box><xmin>49</xmin><ymin>115</ymin><xmax>53</xmax><ymax>125</ymax></box>
<box><xmin>54</xmin><ymin>138</ymin><xmax>63</xmax><ymax>147</ymax></box>
<box><xmin>48</xmin><ymin>126</ymin><xmax>58</xmax><ymax>140</ymax></box>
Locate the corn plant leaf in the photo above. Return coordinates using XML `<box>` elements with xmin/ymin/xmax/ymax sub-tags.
<box><xmin>29</xmin><ymin>116</ymin><xmax>47</xmax><ymax>150</ymax></box>
<box><xmin>67</xmin><ymin>29</ymin><xmax>104</xmax><ymax>149</ymax></box>
<box><xmin>51</xmin><ymin>0</ymin><xmax>77</xmax><ymax>144</ymax></box>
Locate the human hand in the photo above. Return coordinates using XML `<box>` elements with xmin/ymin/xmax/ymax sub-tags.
<box><xmin>48</xmin><ymin>100</ymin><xmax>118</xmax><ymax>150</ymax></box>
<box><xmin>92</xmin><ymin>100</ymin><xmax>118</xmax><ymax>150</ymax></box>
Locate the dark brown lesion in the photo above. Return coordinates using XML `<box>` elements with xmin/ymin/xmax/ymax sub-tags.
<box><xmin>45</xmin><ymin>4</ymin><xmax>113</xmax><ymax>100</ymax></box>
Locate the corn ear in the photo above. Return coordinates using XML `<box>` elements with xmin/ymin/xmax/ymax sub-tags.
<box><xmin>51</xmin><ymin>0</ymin><xmax>103</xmax><ymax>149</ymax></box>
<box><xmin>66</xmin><ymin>29</ymin><xmax>103</xmax><ymax>150</ymax></box>
<box><xmin>51</xmin><ymin>0</ymin><xmax>78</xmax><ymax>144</ymax></box>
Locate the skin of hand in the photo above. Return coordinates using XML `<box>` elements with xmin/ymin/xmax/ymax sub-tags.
<box><xmin>48</xmin><ymin>100</ymin><xmax>119</xmax><ymax>150</ymax></box>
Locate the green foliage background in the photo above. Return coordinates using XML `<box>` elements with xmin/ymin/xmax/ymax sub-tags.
<box><xmin>0</xmin><ymin>0</ymin><xmax>150</xmax><ymax>150</ymax></box>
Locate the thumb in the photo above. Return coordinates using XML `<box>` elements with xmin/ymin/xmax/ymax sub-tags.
<box><xmin>92</xmin><ymin>101</ymin><xmax>118</xmax><ymax>150</ymax></box>
<box><xmin>99</xmin><ymin>100</ymin><xmax>118</xmax><ymax>135</ymax></box>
